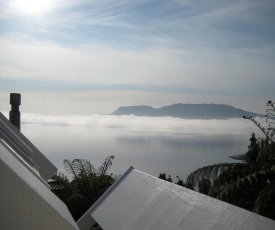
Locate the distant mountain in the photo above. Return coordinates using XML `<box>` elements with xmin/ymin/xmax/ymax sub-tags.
<box><xmin>110</xmin><ymin>103</ymin><xmax>263</xmax><ymax>119</ymax></box>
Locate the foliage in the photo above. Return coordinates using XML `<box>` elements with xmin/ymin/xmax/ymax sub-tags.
<box><xmin>245</xmin><ymin>132</ymin><xmax>259</xmax><ymax>163</ymax></box>
<box><xmin>176</xmin><ymin>176</ymin><xmax>185</xmax><ymax>187</ymax></box>
<box><xmin>253</xmin><ymin>181</ymin><xmax>275</xmax><ymax>219</ymax></box>
<box><xmin>256</xmin><ymin>141</ymin><xmax>275</xmax><ymax>164</ymax></box>
<box><xmin>158</xmin><ymin>173</ymin><xmax>185</xmax><ymax>186</ymax></box>
<box><xmin>49</xmin><ymin>156</ymin><xmax>116</xmax><ymax>221</ymax></box>
<box><xmin>243</xmin><ymin>100</ymin><xmax>275</xmax><ymax>143</ymax></box>
<box><xmin>158</xmin><ymin>173</ymin><xmax>172</xmax><ymax>182</ymax></box>
<box><xmin>186</xmin><ymin>137</ymin><xmax>275</xmax><ymax>219</ymax></box>
<box><xmin>198</xmin><ymin>179</ymin><xmax>211</xmax><ymax>195</ymax></box>
<box><xmin>186</xmin><ymin>101</ymin><xmax>275</xmax><ymax>220</ymax></box>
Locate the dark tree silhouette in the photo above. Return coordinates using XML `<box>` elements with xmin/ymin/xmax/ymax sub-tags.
<box><xmin>158</xmin><ymin>173</ymin><xmax>172</xmax><ymax>182</ymax></box>
<box><xmin>186</xmin><ymin>101</ymin><xmax>275</xmax><ymax>220</ymax></box>
<box><xmin>49</xmin><ymin>156</ymin><xmax>116</xmax><ymax>221</ymax></box>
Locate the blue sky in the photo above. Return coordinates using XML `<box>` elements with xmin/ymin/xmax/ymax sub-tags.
<box><xmin>1</xmin><ymin>0</ymin><xmax>275</xmax><ymax>115</ymax></box>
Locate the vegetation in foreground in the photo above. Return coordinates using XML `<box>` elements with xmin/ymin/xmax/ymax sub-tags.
<box><xmin>185</xmin><ymin>133</ymin><xmax>275</xmax><ymax>220</ymax></box>
<box><xmin>49</xmin><ymin>156</ymin><xmax>116</xmax><ymax>221</ymax></box>
<box><xmin>184</xmin><ymin>101</ymin><xmax>275</xmax><ymax>220</ymax></box>
<box><xmin>49</xmin><ymin>101</ymin><xmax>275</xmax><ymax>224</ymax></box>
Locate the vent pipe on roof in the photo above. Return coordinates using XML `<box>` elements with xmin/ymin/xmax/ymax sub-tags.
<box><xmin>9</xmin><ymin>93</ymin><xmax>21</xmax><ymax>131</ymax></box>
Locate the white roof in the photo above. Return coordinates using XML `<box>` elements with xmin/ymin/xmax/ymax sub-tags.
<box><xmin>0</xmin><ymin>112</ymin><xmax>78</xmax><ymax>230</ymax></box>
<box><xmin>78</xmin><ymin>167</ymin><xmax>275</xmax><ymax>230</ymax></box>
<box><xmin>0</xmin><ymin>112</ymin><xmax>56</xmax><ymax>180</ymax></box>
<box><xmin>0</xmin><ymin>139</ymin><xmax>79</xmax><ymax>230</ymax></box>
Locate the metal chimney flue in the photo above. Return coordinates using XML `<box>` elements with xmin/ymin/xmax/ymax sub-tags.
<box><xmin>9</xmin><ymin>93</ymin><xmax>21</xmax><ymax>131</ymax></box>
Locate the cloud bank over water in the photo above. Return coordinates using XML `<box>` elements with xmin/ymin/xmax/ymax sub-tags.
<box><xmin>15</xmin><ymin>113</ymin><xmax>265</xmax><ymax>137</ymax></box>
<box><xmin>2</xmin><ymin>112</ymin><xmax>264</xmax><ymax>180</ymax></box>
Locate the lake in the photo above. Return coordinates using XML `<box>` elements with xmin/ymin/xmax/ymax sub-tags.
<box><xmin>19</xmin><ymin>114</ymin><xmax>264</xmax><ymax>182</ymax></box>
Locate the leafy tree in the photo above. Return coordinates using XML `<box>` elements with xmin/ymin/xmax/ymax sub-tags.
<box><xmin>186</xmin><ymin>101</ymin><xmax>275</xmax><ymax>220</ymax></box>
<box><xmin>49</xmin><ymin>156</ymin><xmax>116</xmax><ymax>221</ymax></box>
<box><xmin>245</xmin><ymin>132</ymin><xmax>259</xmax><ymax>163</ymax></box>
<box><xmin>198</xmin><ymin>179</ymin><xmax>211</xmax><ymax>195</ymax></box>
<box><xmin>158</xmin><ymin>173</ymin><xmax>172</xmax><ymax>182</ymax></box>
<box><xmin>158</xmin><ymin>174</ymin><xmax>186</xmax><ymax>187</ymax></box>
<box><xmin>186</xmin><ymin>137</ymin><xmax>275</xmax><ymax>219</ymax></box>
<box><xmin>176</xmin><ymin>176</ymin><xmax>185</xmax><ymax>187</ymax></box>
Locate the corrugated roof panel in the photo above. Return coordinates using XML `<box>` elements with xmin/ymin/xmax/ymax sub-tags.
<box><xmin>83</xmin><ymin>167</ymin><xmax>275</xmax><ymax>230</ymax></box>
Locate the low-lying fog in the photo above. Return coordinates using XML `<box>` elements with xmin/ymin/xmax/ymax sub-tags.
<box><xmin>12</xmin><ymin>113</ymin><xmax>265</xmax><ymax>181</ymax></box>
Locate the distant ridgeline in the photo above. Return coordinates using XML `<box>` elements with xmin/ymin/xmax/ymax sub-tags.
<box><xmin>111</xmin><ymin>103</ymin><xmax>263</xmax><ymax>119</ymax></box>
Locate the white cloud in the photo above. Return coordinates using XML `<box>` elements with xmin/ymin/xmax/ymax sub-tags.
<box><xmin>1</xmin><ymin>37</ymin><xmax>274</xmax><ymax>91</ymax></box>
<box><xmin>16</xmin><ymin>113</ymin><xmax>267</xmax><ymax>179</ymax></box>
<box><xmin>16</xmin><ymin>113</ymin><xmax>265</xmax><ymax>137</ymax></box>
<box><xmin>1</xmin><ymin>0</ymin><xmax>274</xmax><ymax>119</ymax></box>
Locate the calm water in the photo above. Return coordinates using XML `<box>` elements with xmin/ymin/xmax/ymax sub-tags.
<box><xmin>22</xmin><ymin>117</ymin><xmax>253</xmax><ymax>182</ymax></box>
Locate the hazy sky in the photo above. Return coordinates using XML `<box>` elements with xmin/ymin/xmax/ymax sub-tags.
<box><xmin>1</xmin><ymin>0</ymin><xmax>275</xmax><ymax>115</ymax></box>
